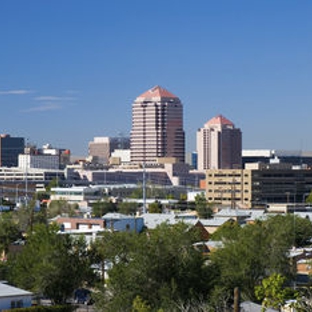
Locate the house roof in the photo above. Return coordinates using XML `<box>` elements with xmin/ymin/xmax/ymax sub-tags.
<box><xmin>205</xmin><ymin>114</ymin><xmax>234</xmax><ymax>127</ymax></box>
<box><xmin>0</xmin><ymin>283</ymin><xmax>32</xmax><ymax>298</ymax></box>
<box><xmin>141</xmin><ymin>213</ymin><xmax>177</xmax><ymax>229</ymax></box>
<box><xmin>199</xmin><ymin>217</ymin><xmax>232</xmax><ymax>227</ymax></box>
<box><xmin>214</xmin><ymin>208</ymin><xmax>251</xmax><ymax>218</ymax></box>
<box><xmin>295</xmin><ymin>211</ymin><xmax>312</xmax><ymax>221</ymax></box>
<box><xmin>244</xmin><ymin>209</ymin><xmax>266</xmax><ymax>221</ymax></box>
<box><xmin>206</xmin><ymin>240</ymin><xmax>224</xmax><ymax>249</ymax></box>
<box><xmin>102</xmin><ymin>212</ymin><xmax>132</xmax><ymax>220</ymax></box>
<box><xmin>137</xmin><ymin>85</ymin><xmax>178</xmax><ymax>100</ymax></box>
<box><xmin>241</xmin><ymin>301</ymin><xmax>277</xmax><ymax>312</ymax></box>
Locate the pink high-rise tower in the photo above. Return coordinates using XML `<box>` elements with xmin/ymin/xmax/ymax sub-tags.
<box><xmin>130</xmin><ymin>86</ymin><xmax>185</xmax><ymax>164</ymax></box>
<box><xmin>196</xmin><ymin>115</ymin><xmax>242</xmax><ymax>170</ymax></box>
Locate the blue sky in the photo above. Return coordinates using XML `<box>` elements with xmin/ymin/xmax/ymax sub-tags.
<box><xmin>1</xmin><ymin>0</ymin><xmax>312</xmax><ymax>156</ymax></box>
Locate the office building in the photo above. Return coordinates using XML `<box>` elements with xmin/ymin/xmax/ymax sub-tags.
<box><xmin>205</xmin><ymin>164</ymin><xmax>312</xmax><ymax>208</ymax></box>
<box><xmin>242</xmin><ymin>149</ymin><xmax>312</xmax><ymax>168</ymax></box>
<box><xmin>196</xmin><ymin>115</ymin><xmax>242</xmax><ymax>171</ymax></box>
<box><xmin>130</xmin><ymin>85</ymin><xmax>185</xmax><ymax>163</ymax></box>
<box><xmin>0</xmin><ymin>134</ymin><xmax>24</xmax><ymax>167</ymax></box>
<box><xmin>89</xmin><ymin>136</ymin><xmax>130</xmax><ymax>165</ymax></box>
<box><xmin>18</xmin><ymin>154</ymin><xmax>59</xmax><ymax>170</ymax></box>
<box><xmin>40</xmin><ymin>144</ymin><xmax>71</xmax><ymax>168</ymax></box>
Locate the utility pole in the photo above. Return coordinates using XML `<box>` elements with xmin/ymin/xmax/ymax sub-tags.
<box><xmin>231</xmin><ymin>178</ymin><xmax>236</xmax><ymax>210</ymax></box>
<box><xmin>142</xmin><ymin>161</ymin><xmax>146</xmax><ymax>214</ymax></box>
<box><xmin>234</xmin><ymin>287</ymin><xmax>240</xmax><ymax>312</ymax></box>
<box><xmin>25</xmin><ymin>140</ymin><xmax>29</xmax><ymax>208</ymax></box>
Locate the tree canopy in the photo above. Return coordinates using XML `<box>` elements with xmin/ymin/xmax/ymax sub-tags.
<box><xmin>91</xmin><ymin>200</ymin><xmax>117</xmax><ymax>217</ymax></box>
<box><xmin>194</xmin><ymin>193</ymin><xmax>213</xmax><ymax>219</ymax></box>
<box><xmin>1</xmin><ymin>206</ymin><xmax>312</xmax><ymax>310</ymax></box>
<box><xmin>209</xmin><ymin>214</ymin><xmax>312</xmax><ymax>305</ymax></box>
<box><xmin>0</xmin><ymin>212</ymin><xmax>22</xmax><ymax>254</ymax></box>
<box><xmin>92</xmin><ymin>223</ymin><xmax>213</xmax><ymax>311</ymax></box>
<box><xmin>8</xmin><ymin>224</ymin><xmax>94</xmax><ymax>304</ymax></box>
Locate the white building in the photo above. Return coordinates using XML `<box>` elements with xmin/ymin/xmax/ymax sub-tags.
<box><xmin>19</xmin><ymin>154</ymin><xmax>59</xmax><ymax>170</ymax></box>
<box><xmin>50</xmin><ymin>186</ymin><xmax>102</xmax><ymax>204</ymax></box>
<box><xmin>110</xmin><ymin>149</ymin><xmax>131</xmax><ymax>165</ymax></box>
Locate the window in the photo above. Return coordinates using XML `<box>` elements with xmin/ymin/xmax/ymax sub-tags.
<box><xmin>17</xmin><ymin>300</ymin><xmax>24</xmax><ymax>308</ymax></box>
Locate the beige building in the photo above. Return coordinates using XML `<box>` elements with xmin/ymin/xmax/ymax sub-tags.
<box><xmin>206</xmin><ymin>169</ymin><xmax>252</xmax><ymax>208</ymax></box>
<box><xmin>196</xmin><ymin>115</ymin><xmax>242</xmax><ymax>171</ymax></box>
<box><xmin>89</xmin><ymin>136</ymin><xmax>130</xmax><ymax>165</ymax></box>
<box><xmin>205</xmin><ymin>165</ymin><xmax>312</xmax><ymax>208</ymax></box>
<box><xmin>130</xmin><ymin>85</ymin><xmax>185</xmax><ymax>164</ymax></box>
<box><xmin>88</xmin><ymin>137</ymin><xmax>110</xmax><ymax>164</ymax></box>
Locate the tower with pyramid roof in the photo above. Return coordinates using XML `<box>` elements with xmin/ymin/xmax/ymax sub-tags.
<box><xmin>196</xmin><ymin>114</ymin><xmax>242</xmax><ymax>170</ymax></box>
<box><xmin>130</xmin><ymin>86</ymin><xmax>185</xmax><ymax>163</ymax></box>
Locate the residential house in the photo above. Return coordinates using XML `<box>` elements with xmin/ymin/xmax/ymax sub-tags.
<box><xmin>0</xmin><ymin>282</ymin><xmax>32</xmax><ymax>311</ymax></box>
<box><xmin>102</xmin><ymin>212</ymin><xmax>144</xmax><ymax>233</ymax></box>
<box><xmin>199</xmin><ymin>217</ymin><xmax>233</xmax><ymax>235</ymax></box>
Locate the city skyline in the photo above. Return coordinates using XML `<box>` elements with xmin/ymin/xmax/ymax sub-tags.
<box><xmin>1</xmin><ymin>1</ymin><xmax>312</xmax><ymax>156</ymax></box>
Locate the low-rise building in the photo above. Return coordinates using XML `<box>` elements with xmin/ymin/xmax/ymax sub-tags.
<box><xmin>50</xmin><ymin>186</ymin><xmax>103</xmax><ymax>204</ymax></box>
<box><xmin>102</xmin><ymin>212</ymin><xmax>144</xmax><ymax>232</ymax></box>
<box><xmin>0</xmin><ymin>282</ymin><xmax>32</xmax><ymax>310</ymax></box>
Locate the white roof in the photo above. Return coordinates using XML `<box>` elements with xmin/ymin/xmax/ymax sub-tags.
<box><xmin>0</xmin><ymin>283</ymin><xmax>32</xmax><ymax>297</ymax></box>
<box><xmin>215</xmin><ymin>208</ymin><xmax>251</xmax><ymax>218</ymax></box>
<box><xmin>199</xmin><ymin>217</ymin><xmax>232</xmax><ymax>227</ymax></box>
<box><xmin>244</xmin><ymin>209</ymin><xmax>266</xmax><ymax>221</ymax></box>
<box><xmin>241</xmin><ymin>301</ymin><xmax>277</xmax><ymax>312</ymax></box>
<box><xmin>141</xmin><ymin>213</ymin><xmax>177</xmax><ymax>229</ymax></box>
<box><xmin>295</xmin><ymin>211</ymin><xmax>312</xmax><ymax>221</ymax></box>
<box><xmin>102</xmin><ymin>212</ymin><xmax>132</xmax><ymax>220</ymax></box>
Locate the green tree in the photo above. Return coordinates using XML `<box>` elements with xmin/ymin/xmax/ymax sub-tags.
<box><xmin>35</xmin><ymin>190</ymin><xmax>50</xmax><ymax>202</ymax></box>
<box><xmin>306</xmin><ymin>191</ymin><xmax>312</xmax><ymax>204</ymax></box>
<box><xmin>294</xmin><ymin>215</ymin><xmax>312</xmax><ymax>247</ymax></box>
<box><xmin>8</xmin><ymin>224</ymin><xmax>94</xmax><ymax>304</ymax></box>
<box><xmin>255</xmin><ymin>273</ymin><xmax>295</xmax><ymax>311</ymax></box>
<box><xmin>210</xmin><ymin>216</ymin><xmax>295</xmax><ymax>303</ymax></box>
<box><xmin>117</xmin><ymin>202</ymin><xmax>139</xmax><ymax>215</ymax></box>
<box><xmin>130</xmin><ymin>186</ymin><xmax>166</xmax><ymax>200</ymax></box>
<box><xmin>93</xmin><ymin>223</ymin><xmax>213</xmax><ymax>311</ymax></box>
<box><xmin>92</xmin><ymin>200</ymin><xmax>117</xmax><ymax>217</ymax></box>
<box><xmin>148</xmin><ymin>201</ymin><xmax>162</xmax><ymax>213</ymax></box>
<box><xmin>0</xmin><ymin>212</ymin><xmax>22</xmax><ymax>254</ymax></box>
<box><xmin>46</xmin><ymin>178</ymin><xmax>59</xmax><ymax>193</ymax></box>
<box><xmin>294</xmin><ymin>287</ymin><xmax>312</xmax><ymax>311</ymax></box>
<box><xmin>132</xmin><ymin>296</ymin><xmax>151</xmax><ymax>312</ymax></box>
<box><xmin>194</xmin><ymin>193</ymin><xmax>213</xmax><ymax>219</ymax></box>
<box><xmin>130</xmin><ymin>187</ymin><xmax>144</xmax><ymax>199</ymax></box>
<box><xmin>47</xmin><ymin>200</ymin><xmax>78</xmax><ymax>218</ymax></box>
<box><xmin>0</xmin><ymin>261</ymin><xmax>9</xmax><ymax>280</ymax></box>
<box><xmin>13</xmin><ymin>199</ymin><xmax>47</xmax><ymax>233</ymax></box>
<box><xmin>210</xmin><ymin>220</ymin><xmax>241</xmax><ymax>241</ymax></box>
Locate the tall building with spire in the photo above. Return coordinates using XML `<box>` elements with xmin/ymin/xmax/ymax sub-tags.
<box><xmin>130</xmin><ymin>85</ymin><xmax>185</xmax><ymax>164</ymax></box>
<box><xmin>196</xmin><ymin>115</ymin><xmax>242</xmax><ymax>170</ymax></box>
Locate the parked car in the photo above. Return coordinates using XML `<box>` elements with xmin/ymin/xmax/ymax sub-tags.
<box><xmin>74</xmin><ymin>288</ymin><xmax>93</xmax><ymax>305</ymax></box>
